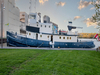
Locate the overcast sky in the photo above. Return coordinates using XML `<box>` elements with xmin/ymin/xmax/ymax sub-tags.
<box><xmin>15</xmin><ymin>0</ymin><xmax>99</xmax><ymax>33</ymax></box>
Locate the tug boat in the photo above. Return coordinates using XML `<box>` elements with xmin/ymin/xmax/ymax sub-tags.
<box><xmin>7</xmin><ymin>13</ymin><xmax>95</xmax><ymax>48</ymax></box>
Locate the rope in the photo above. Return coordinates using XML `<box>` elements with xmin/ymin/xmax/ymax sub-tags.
<box><xmin>37</xmin><ymin>42</ymin><xmax>44</xmax><ymax>48</ymax></box>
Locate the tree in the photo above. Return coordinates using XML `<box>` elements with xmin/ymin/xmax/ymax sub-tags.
<box><xmin>92</xmin><ymin>0</ymin><xmax>100</xmax><ymax>25</ymax></box>
<box><xmin>91</xmin><ymin>0</ymin><xmax>100</xmax><ymax>33</ymax></box>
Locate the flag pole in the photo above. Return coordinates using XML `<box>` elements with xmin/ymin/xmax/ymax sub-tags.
<box><xmin>1</xmin><ymin>3</ymin><xmax>3</xmax><ymax>49</ymax></box>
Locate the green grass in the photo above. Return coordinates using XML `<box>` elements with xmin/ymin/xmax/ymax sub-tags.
<box><xmin>0</xmin><ymin>49</ymin><xmax>100</xmax><ymax>75</ymax></box>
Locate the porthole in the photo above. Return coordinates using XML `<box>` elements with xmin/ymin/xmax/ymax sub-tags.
<box><xmin>70</xmin><ymin>37</ymin><xmax>71</xmax><ymax>40</ymax></box>
<box><xmin>40</xmin><ymin>35</ymin><xmax>42</xmax><ymax>37</ymax></box>
<box><xmin>29</xmin><ymin>33</ymin><xmax>31</xmax><ymax>35</ymax></box>
<box><xmin>67</xmin><ymin>37</ymin><xmax>69</xmax><ymax>39</ymax></box>
<box><xmin>63</xmin><ymin>37</ymin><xmax>65</xmax><ymax>39</ymax></box>
<box><xmin>47</xmin><ymin>36</ymin><xmax>49</xmax><ymax>38</ymax></box>
<box><xmin>59</xmin><ymin>37</ymin><xmax>61</xmax><ymax>39</ymax></box>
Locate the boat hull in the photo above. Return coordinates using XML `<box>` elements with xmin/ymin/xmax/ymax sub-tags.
<box><xmin>7</xmin><ymin>31</ymin><xmax>95</xmax><ymax>48</ymax></box>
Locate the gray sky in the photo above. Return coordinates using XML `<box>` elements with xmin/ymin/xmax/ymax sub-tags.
<box><xmin>15</xmin><ymin>0</ymin><xmax>99</xmax><ymax>33</ymax></box>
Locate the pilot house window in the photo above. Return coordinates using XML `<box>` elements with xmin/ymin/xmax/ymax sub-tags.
<box><xmin>29</xmin><ymin>15</ymin><xmax>36</xmax><ymax>19</ymax></box>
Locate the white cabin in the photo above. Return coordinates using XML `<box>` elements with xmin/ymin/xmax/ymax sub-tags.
<box><xmin>27</xmin><ymin>13</ymin><xmax>78</xmax><ymax>44</ymax></box>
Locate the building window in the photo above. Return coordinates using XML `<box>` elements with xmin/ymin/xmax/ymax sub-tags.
<box><xmin>47</xmin><ymin>36</ymin><xmax>49</xmax><ymax>38</ymax></box>
<box><xmin>70</xmin><ymin>37</ymin><xmax>71</xmax><ymax>40</ymax></box>
<box><xmin>63</xmin><ymin>37</ymin><xmax>65</xmax><ymax>39</ymax></box>
<box><xmin>22</xmin><ymin>14</ymin><xmax>25</xmax><ymax>16</ymax></box>
<box><xmin>59</xmin><ymin>37</ymin><xmax>61</xmax><ymax>39</ymax></box>
<box><xmin>67</xmin><ymin>37</ymin><xmax>69</xmax><ymax>39</ymax></box>
<box><xmin>41</xmin><ymin>25</ymin><xmax>42</xmax><ymax>27</ymax></box>
<box><xmin>40</xmin><ymin>35</ymin><xmax>42</xmax><ymax>37</ymax></box>
<box><xmin>29</xmin><ymin>33</ymin><xmax>31</xmax><ymax>35</ymax></box>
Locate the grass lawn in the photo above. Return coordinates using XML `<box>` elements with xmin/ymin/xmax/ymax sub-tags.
<box><xmin>0</xmin><ymin>49</ymin><xmax>100</xmax><ymax>75</ymax></box>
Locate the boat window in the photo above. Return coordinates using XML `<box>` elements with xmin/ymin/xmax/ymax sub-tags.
<box><xmin>29</xmin><ymin>33</ymin><xmax>31</xmax><ymax>35</ymax></box>
<box><xmin>70</xmin><ymin>37</ymin><xmax>71</xmax><ymax>40</ymax></box>
<box><xmin>49</xmin><ymin>26</ymin><xmax>50</xmax><ymax>28</ymax></box>
<box><xmin>37</xmin><ymin>25</ymin><xmax>38</xmax><ymax>26</ymax></box>
<box><xmin>40</xmin><ymin>35</ymin><xmax>42</xmax><ymax>37</ymax></box>
<box><xmin>67</xmin><ymin>37</ymin><xmax>69</xmax><ymax>39</ymax></box>
<box><xmin>47</xmin><ymin>36</ymin><xmax>49</xmax><ymax>38</ymax></box>
<box><xmin>63</xmin><ymin>37</ymin><xmax>65</xmax><ymax>39</ymax></box>
<box><xmin>45</xmin><ymin>25</ymin><xmax>46</xmax><ymax>27</ymax></box>
<box><xmin>59</xmin><ymin>37</ymin><xmax>61</xmax><ymax>39</ymax></box>
<box><xmin>29</xmin><ymin>15</ymin><xmax>36</xmax><ymax>19</ymax></box>
<box><xmin>41</xmin><ymin>25</ymin><xmax>42</xmax><ymax>27</ymax></box>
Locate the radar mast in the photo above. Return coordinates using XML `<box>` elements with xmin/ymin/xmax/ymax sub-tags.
<box><xmin>29</xmin><ymin>0</ymin><xmax>37</xmax><ymax>13</ymax></box>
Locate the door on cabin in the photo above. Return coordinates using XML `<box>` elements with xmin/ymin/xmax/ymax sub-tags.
<box><xmin>51</xmin><ymin>35</ymin><xmax>53</xmax><ymax>42</ymax></box>
<box><xmin>36</xmin><ymin>33</ymin><xmax>38</xmax><ymax>40</ymax></box>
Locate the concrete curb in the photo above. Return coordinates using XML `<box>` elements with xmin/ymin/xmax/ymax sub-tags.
<box><xmin>0</xmin><ymin>47</ymin><xmax>96</xmax><ymax>50</ymax></box>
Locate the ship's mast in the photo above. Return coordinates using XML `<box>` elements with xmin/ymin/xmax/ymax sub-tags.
<box><xmin>34</xmin><ymin>0</ymin><xmax>37</xmax><ymax>13</ymax></box>
<box><xmin>29</xmin><ymin>0</ymin><xmax>32</xmax><ymax>13</ymax></box>
<box><xmin>29</xmin><ymin>0</ymin><xmax>37</xmax><ymax>13</ymax></box>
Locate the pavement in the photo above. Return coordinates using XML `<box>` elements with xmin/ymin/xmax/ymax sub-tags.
<box><xmin>0</xmin><ymin>47</ymin><xmax>96</xmax><ymax>51</ymax></box>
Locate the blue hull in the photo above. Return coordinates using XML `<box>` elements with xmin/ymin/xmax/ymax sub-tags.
<box><xmin>7</xmin><ymin>31</ymin><xmax>95</xmax><ymax>48</ymax></box>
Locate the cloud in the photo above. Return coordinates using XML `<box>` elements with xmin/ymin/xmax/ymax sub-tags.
<box><xmin>39</xmin><ymin>0</ymin><xmax>48</xmax><ymax>5</ymax></box>
<box><xmin>90</xmin><ymin>7</ymin><xmax>95</xmax><ymax>10</ymax></box>
<box><xmin>95</xmin><ymin>0</ymin><xmax>100</xmax><ymax>4</ymax></box>
<box><xmin>84</xmin><ymin>15</ymin><xmax>97</xmax><ymax>27</ymax></box>
<box><xmin>56</xmin><ymin>2</ymin><xmax>66</xmax><ymax>7</ymax></box>
<box><xmin>74</xmin><ymin>16</ymin><xmax>82</xmax><ymax>20</ymax></box>
<box><xmin>78</xmin><ymin>0</ymin><xmax>92</xmax><ymax>10</ymax></box>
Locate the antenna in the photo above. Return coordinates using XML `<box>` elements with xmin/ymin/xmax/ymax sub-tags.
<box><xmin>29</xmin><ymin>0</ymin><xmax>32</xmax><ymax>13</ymax></box>
<box><xmin>29</xmin><ymin>0</ymin><xmax>37</xmax><ymax>13</ymax></box>
<box><xmin>34</xmin><ymin>0</ymin><xmax>37</xmax><ymax>13</ymax></box>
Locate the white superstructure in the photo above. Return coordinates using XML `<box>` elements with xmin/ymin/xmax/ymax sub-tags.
<box><xmin>29</xmin><ymin>13</ymin><xmax>52</xmax><ymax>34</ymax></box>
<box><xmin>26</xmin><ymin>13</ymin><xmax>79</xmax><ymax>44</ymax></box>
